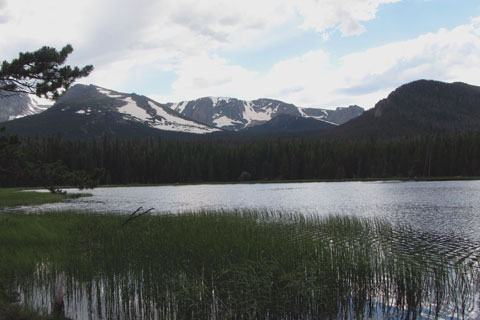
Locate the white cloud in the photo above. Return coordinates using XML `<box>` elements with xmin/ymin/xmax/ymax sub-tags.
<box><xmin>0</xmin><ymin>0</ymin><xmax>8</xmax><ymax>23</ymax></box>
<box><xmin>290</xmin><ymin>19</ymin><xmax>480</xmax><ymax>108</ymax></box>
<box><xmin>151</xmin><ymin>54</ymin><xmax>260</xmax><ymax>102</ymax></box>
<box><xmin>152</xmin><ymin>50</ymin><xmax>332</xmax><ymax>104</ymax></box>
<box><xmin>290</xmin><ymin>0</ymin><xmax>401</xmax><ymax>36</ymax></box>
<box><xmin>335</xmin><ymin>21</ymin><xmax>480</xmax><ymax>104</ymax></box>
<box><xmin>2</xmin><ymin>1</ymin><xmax>479</xmax><ymax>111</ymax></box>
<box><xmin>155</xmin><ymin>18</ymin><xmax>480</xmax><ymax>109</ymax></box>
<box><xmin>0</xmin><ymin>14</ymin><xmax>8</xmax><ymax>24</ymax></box>
<box><xmin>0</xmin><ymin>0</ymin><xmax>402</xmax><ymax>77</ymax></box>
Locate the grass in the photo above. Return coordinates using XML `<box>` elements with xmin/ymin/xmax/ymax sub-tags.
<box><xmin>0</xmin><ymin>210</ymin><xmax>478</xmax><ymax>319</ymax></box>
<box><xmin>0</xmin><ymin>188</ymin><xmax>91</xmax><ymax>208</ymax></box>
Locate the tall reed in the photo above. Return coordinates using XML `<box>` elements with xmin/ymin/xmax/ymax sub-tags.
<box><xmin>1</xmin><ymin>210</ymin><xmax>478</xmax><ymax>319</ymax></box>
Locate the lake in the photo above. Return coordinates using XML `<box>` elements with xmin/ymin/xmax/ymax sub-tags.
<box><xmin>8</xmin><ymin>180</ymin><xmax>480</xmax><ymax>319</ymax></box>
<box><xmin>19</xmin><ymin>180</ymin><xmax>480</xmax><ymax>241</ymax></box>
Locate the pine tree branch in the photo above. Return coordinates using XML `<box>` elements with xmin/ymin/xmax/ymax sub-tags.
<box><xmin>0</xmin><ymin>44</ymin><xmax>93</xmax><ymax>99</ymax></box>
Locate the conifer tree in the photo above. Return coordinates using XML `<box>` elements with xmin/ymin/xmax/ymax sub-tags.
<box><xmin>0</xmin><ymin>44</ymin><xmax>92</xmax><ymax>99</ymax></box>
<box><xmin>0</xmin><ymin>45</ymin><xmax>96</xmax><ymax>191</ymax></box>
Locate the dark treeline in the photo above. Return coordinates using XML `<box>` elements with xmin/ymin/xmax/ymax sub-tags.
<box><xmin>4</xmin><ymin>132</ymin><xmax>480</xmax><ymax>186</ymax></box>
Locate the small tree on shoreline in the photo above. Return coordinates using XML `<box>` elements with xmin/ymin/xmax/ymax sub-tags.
<box><xmin>26</xmin><ymin>161</ymin><xmax>104</xmax><ymax>194</ymax></box>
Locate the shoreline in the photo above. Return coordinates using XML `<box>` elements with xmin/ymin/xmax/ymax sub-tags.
<box><xmin>97</xmin><ymin>175</ymin><xmax>480</xmax><ymax>188</ymax></box>
<box><xmin>0</xmin><ymin>188</ymin><xmax>92</xmax><ymax>208</ymax></box>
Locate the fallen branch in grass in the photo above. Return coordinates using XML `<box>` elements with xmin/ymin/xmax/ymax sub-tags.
<box><xmin>122</xmin><ymin>207</ymin><xmax>154</xmax><ymax>226</ymax></box>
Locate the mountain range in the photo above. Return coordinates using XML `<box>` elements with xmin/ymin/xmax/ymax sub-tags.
<box><xmin>0</xmin><ymin>84</ymin><xmax>362</xmax><ymax>138</ymax></box>
<box><xmin>1</xmin><ymin>85</ymin><xmax>222</xmax><ymax>139</ymax></box>
<box><xmin>167</xmin><ymin>97</ymin><xmax>362</xmax><ymax>130</ymax></box>
<box><xmin>1</xmin><ymin>79</ymin><xmax>480</xmax><ymax>139</ymax></box>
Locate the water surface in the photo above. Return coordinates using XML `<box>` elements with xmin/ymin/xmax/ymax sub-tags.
<box><xmin>18</xmin><ymin>180</ymin><xmax>480</xmax><ymax>241</ymax></box>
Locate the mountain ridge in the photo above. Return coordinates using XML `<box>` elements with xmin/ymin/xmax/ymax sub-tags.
<box><xmin>0</xmin><ymin>84</ymin><xmax>363</xmax><ymax>137</ymax></box>
<box><xmin>1</xmin><ymin>88</ymin><xmax>364</xmax><ymax>129</ymax></box>
<box><xmin>167</xmin><ymin>96</ymin><xmax>363</xmax><ymax>130</ymax></box>
<box><xmin>2</xmin><ymin>84</ymin><xmax>219</xmax><ymax>139</ymax></box>
<box><xmin>329</xmin><ymin>79</ymin><xmax>480</xmax><ymax>139</ymax></box>
<box><xmin>3</xmin><ymin>79</ymin><xmax>479</xmax><ymax>140</ymax></box>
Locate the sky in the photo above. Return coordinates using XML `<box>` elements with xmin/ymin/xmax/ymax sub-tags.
<box><xmin>0</xmin><ymin>0</ymin><xmax>479</xmax><ymax>110</ymax></box>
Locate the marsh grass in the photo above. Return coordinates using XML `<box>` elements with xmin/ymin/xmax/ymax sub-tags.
<box><xmin>0</xmin><ymin>211</ymin><xmax>478</xmax><ymax>319</ymax></box>
<box><xmin>0</xmin><ymin>188</ymin><xmax>90</xmax><ymax>208</ymax></box>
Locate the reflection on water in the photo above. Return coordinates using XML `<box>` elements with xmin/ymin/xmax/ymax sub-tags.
<box><xmin>16</xmin><ymin>218</ymin><xmax>480</xmax><ymax>320</ymax></box>
<box><xmin>15</xmin><ymin>180</ymin><xmax>480</xmax><ymax>241</ymax></box>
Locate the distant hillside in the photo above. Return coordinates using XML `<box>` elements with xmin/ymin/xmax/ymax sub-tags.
<box><xmin>242</xmin><ymin>114</ymin><xmax>336</xmax><ymax>137</ymax></box>
<box><xmin>331</xmin><ymin>80</ymin><xmax>480</xmax><ymax>139</ymax></box>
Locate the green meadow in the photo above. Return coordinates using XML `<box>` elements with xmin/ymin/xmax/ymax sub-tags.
<box><xmin>0</xmin><ymin>210</ymin><xmax>478</xmax><ymax>319</ymax></box>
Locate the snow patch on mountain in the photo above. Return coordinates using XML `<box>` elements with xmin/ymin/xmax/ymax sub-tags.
<box><xmin>298</xmin><ymin>108</ymin><xmax>337</xmax><ymax>125</ymax></box>
<box><xmin>213</xmin><ymin>115</ymin><xmax>242</xmax><ymax>127</ymax></box>
<box><xmin>74</xmin><ymin>107</ymin><xmax>97</xmax><ymax>116</ymax></box>
<box><xmin>209</xmin><ymin>97</ymin><xmax>231</xmax><ymax>105</ymax></box>
<box><xmin>119</xmin><ymin>97</ymin><xmax>151</xmax><ymax>121</ymax></box>
<box><xmin>148</xmin><ymin>101</ymin><xmax>219</xmax><ymax>134</ymax></box>
<box><xmin>97</xmin><ymin>87</ymin><xmax>123</xmax><ymax>99</ymax></box>
<box><xmin>114</xmin><ymin>97</ymin><xmax>214</xmax><ymax>133</ymax></box>
<box><xmin>299</xmin><ymin>107</ymin><xmax>328</xmax><ymax>119</ymax></box>
<box><xmin>95</xmin><ymin>86</ymin><xmax>219</xmax><ymax>134</ymax></box>
<box><xmin>4</xmin><ymin>95</ymin><xmax>51</xmax><ymax>121</ymax></box>
<box><xmin>243</xmin><ymin>101</ymin><xmax>271</xmax><ymax>125</ymax></box>
<box><xmin>8</xmin><ymin>102</ymin><xmax>48</xmax><ymax>120</ymax></box>
<box><xmin>171</xmin><ymin>101</ymin><xmax>189</xmax><ymax>114</ymax></box>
